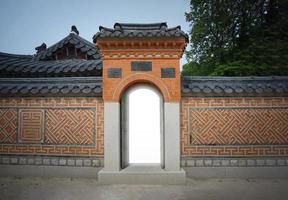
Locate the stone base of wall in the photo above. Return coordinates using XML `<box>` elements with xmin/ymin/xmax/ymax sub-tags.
<box><xmin>184</xmin><ymin>167</ymin><xmax>288</xmax><ymax>179</ymax></box>
<box><xmin>181</xmin><ymin>157</ymin><xmax>288</xmax><ymax>167</ymax></box>
<box><xmin>182</xmin><ymin>157</ymin><xmax>288</xmax><ymax>178</ymax></box>
<box><xmin>0</xmin><ymin>155</ymin><xmax>104</xmax><ymax>167</ymax></box>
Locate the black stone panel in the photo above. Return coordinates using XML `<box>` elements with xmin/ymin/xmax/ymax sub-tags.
<box><xmin>131</xmin><ymin>61</ymin><xmax>152</xmax><ymax>71</ymax></box>
<box><xmin>161</xmin><ymin>68</ymin><xmax>175</xmax><ymax>78</ymax></box>
<box><xmin>107</xmin><ymin>68</ymin><xmax>122</xmax><ymax>78</ymax></box>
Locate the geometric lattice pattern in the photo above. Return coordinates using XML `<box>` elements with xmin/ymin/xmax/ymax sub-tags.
<box><xmin>0</xmin><ymin>109</ymin><xmax>17</xmax><ymax>143</ymax></box>
<box><xmin>181</xmin><ymin>97</ymin><xmax>288</xmax><ymax>157</ymax></box>
<box><xmin>190</xmin><ymin>108</ymin><xmax>288</xmax><ymax>145</ymax></box>
<box><xmin>0</xmin><ymin>98</ymin><xmax>104</xmax><ymax>156</ymax></box>
<box><xmin>19</xmin><ymin>109</ymin><xmax>44</xmax><ymax>143</ymax></box>
<box><xmin>45</xmin><ymin>109</ymin><xmax>95</xmax><ymax>145</ymax></box>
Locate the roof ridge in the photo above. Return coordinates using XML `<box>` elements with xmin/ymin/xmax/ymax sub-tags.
<box><xmin>35</xmin><ymin>33</ymin><xmax>99</xmax><ymax>61</ymax></box>
<box><xmin>93</xmin><ymin>22</ymin><xmax>189</xmax><ymax>43</ymax></box>
<box><xmin>114</xmin><ymin>22</ymin><xmax>167</xmax><ymax>30</ymax></box>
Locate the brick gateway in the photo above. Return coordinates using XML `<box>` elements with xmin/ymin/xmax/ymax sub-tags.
<box><xmin>0</xmin><ymin>23</ymin><xmax>287</xmax><ymax>183</ymax></box>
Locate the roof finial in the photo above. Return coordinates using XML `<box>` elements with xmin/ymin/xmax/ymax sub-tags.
<box><xmin>35</xmin><ymin>43</ymin><xmax>47</xmax><ymax>54</ymax></box>
<box><xmin>71</xmin><ymin>25</ymin><xmax>79</xmax><ymax>35</ymax></box>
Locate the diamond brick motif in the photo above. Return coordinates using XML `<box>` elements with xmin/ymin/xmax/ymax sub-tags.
<box><xmin>0</xmin><ymin>109</ymin><xmax>17</xmax><ymax>143</ymax></box>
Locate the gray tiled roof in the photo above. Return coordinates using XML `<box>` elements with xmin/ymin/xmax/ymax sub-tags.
<box><xmin>93</xmin><ymin>22</ymin><xmax>189</xmax><ymax>43</ymax></box>
<box><xmin>0</xmin><ymin>52</ymin><xmax>102</xmax><ymax>77</ymax></box>
<box><xmin>182</xmin><ymin>76</ymin><xmax>288</xmax><ymax>97</ymax></box>
<box><xmin>0</xmin><ymin>77</ymin><xmax>102</xmax><ymax>97</ymax></box>
<box><xmin>35</xmin><ymin>33</ymin><xmax>101</xmax><ymax>60</ymax></box>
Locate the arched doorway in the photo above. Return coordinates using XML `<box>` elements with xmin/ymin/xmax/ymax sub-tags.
<box><xmin>121</xmin><ymin>84</ymin><xmax>164</xmax><ymax>168</ymax></box>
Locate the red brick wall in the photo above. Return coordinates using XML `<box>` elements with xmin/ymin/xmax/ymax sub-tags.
<box><xmin>0</xmin><ymin>98</ymin><xmax>104</xmax><ymax>156</ymax></box>
<box><xmin>2</xmin><ymin>96</ymin><xmax>287</xmax><ymax>158</ymax></box>
<box><xmin>102</xmin><ymin>58</ymin><xmax>181</xmax><ymax>102</ymax></box>
<box><xmin>181</xmin><ymin>97</ymin><xmax>288</xmax><ymax>157</ymax></box>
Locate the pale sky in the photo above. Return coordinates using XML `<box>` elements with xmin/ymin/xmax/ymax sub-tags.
<box><xmin>0</xmin><ymin>0</ymin><xmax>190</xmax><ymax>66</ymax></box>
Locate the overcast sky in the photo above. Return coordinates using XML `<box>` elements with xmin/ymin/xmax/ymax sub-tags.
<box><xmin>0</xmin><ymin>0</ymin><xmax>190</xmax><ymax>65</ymax></box>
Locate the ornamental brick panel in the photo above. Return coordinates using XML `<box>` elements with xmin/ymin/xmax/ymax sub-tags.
<box><xmin>190</xmin><ymin>108</ymin><xmax>288</xmax><ymax>145</ymax></box>
<box><xmin>45</xmin><ymin>109</ymin><xmax>95</xmax><ymax>145</ymax></box>
<box><xmin>0</xmin><ymin>109</ymin><xmax>17</xmax><ymax>143</ymax></box>
<box><xmin>181</xmin><ymin>97</ymin><xmax>288</xmax><ymax>157</ymax></box>
<box><xmin>0</xmin><ymin>98</ymin><xmax>104</xmax><ymax>156</ymax></box>
<box><xmin>19</xmin><ymin>109</ymin><xmax>44</xmax><ymax>143</ymax></box>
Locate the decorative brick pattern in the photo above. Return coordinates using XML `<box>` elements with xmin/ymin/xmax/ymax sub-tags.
<box><xmin>0</xmin><ymin>109</ymin><xmax>17</xmax><ymax>143</ymax></box>
<box><xmin>190</xmin><ymin>108</ymin><xmax>288</xmax><ymax>145</ymax></box>
<box><xmin>19</xmin><ymin>109</ymin><xmax>44</xmax><ymax>143</ymax></box>
<box><xmin>0</xmin><ymin>98</ymin><xmax>104</xmax><ymax>156</ymax></box>
<box><xmin>45</xmin><ymin>109</ymin><xmax>95</xmax><ymax>145</ymax></box>
<box><xmin>181</xmin><ymin>97</ymin><xmax>288</xmax><ymax>157</ymax></box>
<box><xmin>0</xmin><ymin>98</ymin><xmax>98</xmax><ymax>108</ymax></box>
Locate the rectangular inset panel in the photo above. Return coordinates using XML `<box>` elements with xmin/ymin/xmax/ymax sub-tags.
<box><xmin>161</xmin><ymin>68</ymin><xmax>175</xmax><ymax>78</ymax></box>
<box><xmin>189</xmin><ymin>108</ymin><xmax>288</xmax><ymax>145</ymax></box>
<box><xmin>45</xmin><ymin>109</ymin><xmax>95</xmax><ymax>145</ymax></box>
<box><xmin>19</xmin><ymin>109</ymin><xmax>44</xmax><ymax>143</ymax></box>
<box><xmin>107</xmin><ymin>68</ymin><xmax>122</xmax><ymax>78</ymax></box>
<box><xmin>131</xmin><ymin>61</ymin><xmax>152</xmax><ymax>71</ymax></box>
<box><xmin>0</xmin><ymin>109</ymin><xmax>17</xmax><ymax>143</ymax></box>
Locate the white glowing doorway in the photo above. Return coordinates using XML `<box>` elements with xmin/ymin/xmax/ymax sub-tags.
<box><xmin>121</xmin><ymin>84</ymin><xmax>163</xmax><ymax>166</ymax></box>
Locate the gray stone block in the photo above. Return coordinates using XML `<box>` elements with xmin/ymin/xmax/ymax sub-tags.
<box><xmin>59</xmin><ymin>159</ymin><xmax>67</xmax><ymax>166</ymax></box>
<box><xmin>204</xmin><ymin>159</ymin><xmax>212</xmax><ymax>166</ymax></box>
<box><xmin>76</xmin><ymin>159</ymin><xmax>83</xmax><ymax>166</ymax></box>
<box><xmin>92</xmin><ymin>159</ymin><xmax>100</xmax><ymax>167</ymax></box>
<box><xmin>67</xmin><ymin>159</ymin><xmax>75</xmax><ymax>166</ymax></box>
<box><xmin>196</xmin><ymin>160</ymin><xmax>204</xmax><ymax>167</ymax></box>
<box><xmin>230</xmin><ymin>159</ymin><xmax>238</xmax><ymax>166</ymax></box>
<box><xmin>256</xmin><ymin>159</ymin><xmax>265</xmax><ymax>166</ymax></box>
<box><xmin>239</xmin><ymin>159</ymin><xmax>246</xmax><ymax>167</ymax></box>
<box><xmin>247</xmin><ymin>159</ymin><xmax>256</xmax><ymax>166</ymax></box>
<box><xmin>100</xmin><ymin>159</ymin><xmax>104</xmax><ymax>167</ymax></box>
<box><xmin>35</xmin><ymin>158</ymin><xmax>42</xmax><ymax>165</ymax></box>
<box><xmin>266</xmin><ymin>159</ymin><xmax>276</xmax><ymax>166</ymax></box>
<box><xmin>10</xmin><ymin>158</ymin><xmax>18</xmax><ymax>164</ymax></box>
<box><xmin>186</xmin><ymin>160</ymin><xmax>195</xmax><ymax>167</ymax></box>
<box><xmin>2</xmin><ymin>157</ymin><xmax>10</xmax><ymax>164</ymax></box>
<box><xmin>51</xmin><ymin>158</ymin><xmax>58</xmax><ymax>166</ymax></box>
<box><xmin>43</xmin><ymin>158</ymin><xmax>50</xmax><ymax>165</ymax></box>
<box><xmin>27</xmin><ymin>158</ymin><xmax>34</xmax><ymax>165</ymax></box>
<box><xmin>213</xmin><ymin>160</ymin><xmax>221</xmax><ymax>167</ymax></box>
<box><xmin>19</xmin><ymin>157</ymin><xmax>27</xmax><ymax>165</ymax></box>
<box><xmin>221</xmin><ymin>160</ymin><xmax>230</xmax><ymax>167</ymax></box>
<box><xmin>277</xmin><ymin>159</ymin><xmax>285</xmax><ymax>166</ymax></box>
<box><xmin>83</xmin><ymin>159</ymin><xmax>91</xmax><ymax>167</ymax></box>
<box><xmin>180</xmin><ymin>159</ymin><xmax>186</xmax><ymax>167</ymax></box>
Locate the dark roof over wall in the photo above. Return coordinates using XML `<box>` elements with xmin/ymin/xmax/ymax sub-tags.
<box><xmin>0</xmin><ymin>52</ymin><xmax>102</xmax><ymax>78</ymax></box>
<box><xmin>93</xmin><ymin>22</ymin><xmax>189</xmax><ymax>43</ymax></box>
<box><xmin>0</xmin><ymin>77</ymin><xmax>102</xmax><ymax>97</ymax></box>
<box><xmin>182</xmin><ymin>76</ymin><xmax>288</xmax><ymax>97</ymax></box>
